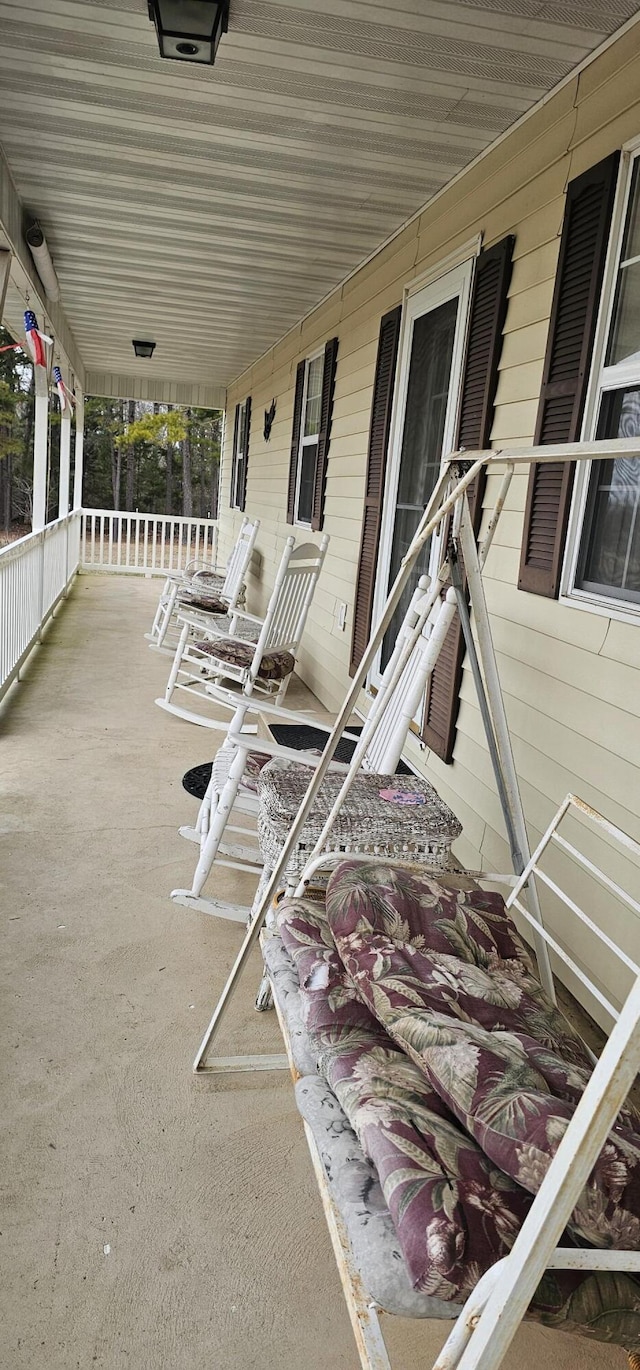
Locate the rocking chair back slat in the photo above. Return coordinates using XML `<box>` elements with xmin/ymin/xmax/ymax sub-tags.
<box><xmin>217</xmin><ymin>517</ymin><xmax>259</xmax><ymax>604</ymax></box>
<box><xmin>252</xmin><ymin>537</ymin><xmax>329</xmax><ymax>667</ymax></box>
<box><xmin>360</xmin><ymin>577</ymin><xmax>436</xmax><ymax>775</ymax></box>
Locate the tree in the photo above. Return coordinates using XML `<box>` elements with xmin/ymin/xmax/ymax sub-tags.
<box><xmin>0</xmin><ymin>380</ymin><xmax>17</xmax><ymax>532</ymax></box>
<box><xmin>114</xmin><ymin>403</ymin><xmax>188</xmax><ymax>518</ymax></box>
<box><xmin>125</xmin><ymin>398</ymin><xmax>136</xmax><ymax>511</ymax></box>
<box><xmin>182</xmin><ymin>406</ymin><xmax>193</xmax><ymax>517</ymax></box>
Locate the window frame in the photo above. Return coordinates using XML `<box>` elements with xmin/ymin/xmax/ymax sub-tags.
<box><xmin>562</xmin><ymin>140</ymin><xmax>640</xmax><ymax>622</ymax></box>
<box><xmin>368</xmin><ymin>256</ymin><xmax>474</xmax><ymax>687</ymax></box>
<box><xmin>230</xmin><ymin>397</ymin><xmax>249</xmax><ymax>511</ymax></box>
<box><xmin>293</xmin><ymin>346</ymin><xmax>325</xmax><ymax>527</ymax></box>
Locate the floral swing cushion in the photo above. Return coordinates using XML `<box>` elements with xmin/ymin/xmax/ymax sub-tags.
<box><xmin>276</xmin><ymin>864</ymin><xmax>640</xmax><ymax>1352</ymax></box>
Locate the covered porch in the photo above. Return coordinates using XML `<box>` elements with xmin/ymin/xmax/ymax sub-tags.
<box><xmin>3</xmin><ymin>4</ymin><xmax>640</xmax><ymax>1368</ymax></box>
<box><xmin>0</xmin><ymin>570</ymin><xmax>617</xmax><ymax>1370</ymax></box>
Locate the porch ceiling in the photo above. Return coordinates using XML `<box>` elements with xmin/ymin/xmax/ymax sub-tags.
<box><xmin>0</xmin><ymin>0</ymin><xmax>639</xmax><ymax>401</ymax></box>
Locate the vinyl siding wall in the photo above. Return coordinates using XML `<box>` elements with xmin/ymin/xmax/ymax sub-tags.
<box><xmin>218</xmin><ymin>25</ymin><xmax>640</xmax><ymax>1027</ymax></box>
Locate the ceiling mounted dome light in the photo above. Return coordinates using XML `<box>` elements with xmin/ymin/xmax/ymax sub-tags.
<box><xmin>147</xmin><ymin>0</ymin><xmax>229</xmax><ymax>64</ymax></box>
<box><xmin>132</xmin><ymin>339</ymin><xmax>156</xmax><ymax>359</ymax></box>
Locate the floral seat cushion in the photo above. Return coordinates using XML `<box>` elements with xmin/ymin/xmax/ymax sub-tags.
<box><xmin>183</xmin><ymin>566</ymin><xmax>224</xmax><ymax>587</ymax></box>
<box><xmin>178</xmin><ymin>588</ymin><xmax>228</xmax><ymax>613</ymax></box>
<box><xmin>191</xmin><ymin>569</ymin><xmax>224</xmax><ymax>588</ymax></box>
<box><xmin>276</xmin><ymin>880</ymin><xmax>640</xmax><ymax>1350</ymax></box>
<box><xmin>277</xmin><ymin>898</ymin><xmax>532</xmax><ymax>1301</ymax></box>
<box><xmin>196</xmin><ymin>637</ymin><xmax>295</xmax><ymax>682</ymax></box>
<box><xmin>324</xmin><ymin>860</ymin><xmax>640</xmax><ymax>1254</ymax></box>
<box><xmin>295</xmin><ymin>1074</ymin><xmax>464</xmax><ymax>1319</ymax></box>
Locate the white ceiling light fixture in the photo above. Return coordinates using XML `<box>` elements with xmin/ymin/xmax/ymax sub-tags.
<box><xmin>25</xmin><ymin>222</ymin><xmax>60</xmax><ymax>303</ymax></box>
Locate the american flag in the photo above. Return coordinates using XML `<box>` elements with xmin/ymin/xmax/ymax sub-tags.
<box><xmin>24</xmin><ymin>308</ymin><xmax>51</xmax><ymax>368</ymax></box>
<box><xmin>53</xmin><ymin>365</ymin><xmax>75</xmax><ymax>412</ymax></box>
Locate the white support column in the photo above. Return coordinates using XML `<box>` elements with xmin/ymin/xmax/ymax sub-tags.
<box><xmin>58</xmin><ymin>408</ymin><xmax>72</xmax><ymax>518</ymax></box>
<box><xmin>73</xmin><ymin>391</ymin><xmax>84</xmax><ymax>510</ymax></box>
<box><xmin>32</xmin><ymin>366</ymin><xmax>49</xmax><ymax>532</ymax></box>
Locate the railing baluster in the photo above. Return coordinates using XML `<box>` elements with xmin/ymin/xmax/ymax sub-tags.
<box><xmin>20</xmin><ymin>508</ymin><xmax>219</xmax><ymax>582</ymax></box>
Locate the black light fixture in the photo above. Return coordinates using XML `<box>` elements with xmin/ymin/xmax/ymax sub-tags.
<box><xmin>132</xmin><ymin>339</ymin><xmax>156</xmax><ymax>359</ymax></box>
<box><xmin>147</xmin><ymin>0</ymin><xmax>229</xmax><ymax>64</ymax></box>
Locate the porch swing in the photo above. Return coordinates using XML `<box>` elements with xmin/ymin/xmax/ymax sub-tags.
<box><xmin>191</xmin><ymin>441</ymin><xmax>640</xmax><ymax>1370</ymax></box>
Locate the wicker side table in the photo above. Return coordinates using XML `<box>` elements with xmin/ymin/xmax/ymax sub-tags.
<box><xmin>257</xmin><ymin>763</ymin><xmax>462</xmax><ymax>884</ymax></box>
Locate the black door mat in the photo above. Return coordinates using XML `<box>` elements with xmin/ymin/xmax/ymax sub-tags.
<box><xmin>181</xmin><ymin>724</ymin><xmax>410</xmax><ymax>799</ymax></box>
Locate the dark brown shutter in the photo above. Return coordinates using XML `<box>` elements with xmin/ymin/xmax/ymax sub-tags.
<box><xmin>311</xmin><ymin>336</ymin><xmax>339</xmax><ymax>531</ymax></box>
<box><xmin>519</xmin><ymin>151</ymin><xmax>619</xmax><ymax>597</ymax></box>
<box><xmin>286</xmin><ymin>360</ymin><xmax>306</xmax><ymax>524</ymax></box>
<box><xmin>229</xmin><ymin>404</ymin><xmax>240</xmax><ymax>508</ymax></box>
<box><xmin>238</xmin><ymin>395</ymin><xmax>251</xmax><ymax>511</ymax></box>
<box><xmin>349</xmin><ymin>305</ymin><xmax>402</xmax><ymax>675</ymax></box>
<box><xmin>422</xmin><ymin>236</ymin><xmax>515</xmax><ymax>761</ymax></box>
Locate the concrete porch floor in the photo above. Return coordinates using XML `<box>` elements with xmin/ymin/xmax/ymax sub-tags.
<box><xmin>0</xmin><ymin>573</ymin><xmax>628</xmax><ymax>1370</ymax></box>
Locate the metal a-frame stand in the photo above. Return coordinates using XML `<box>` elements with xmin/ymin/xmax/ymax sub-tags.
<box><xmin>190</xmin><ymin>438</ymin><xmax>640</xmax><ymax>1370</ymax></box>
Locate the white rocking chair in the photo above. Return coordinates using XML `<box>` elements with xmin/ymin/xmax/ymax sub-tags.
<box><xmin>155</xmin><ymin>534</ymin><xmax>329</xmax><ymax>921</ymax></box>
<box><xmin>169</xmin><ymin>576</ymin><xmax>462</xmax><ymax>930</ymax></box>
<box><xmin>146</xmin><ymin>516</ymin><xmax>259</xmax><ymax>653</ymax></box>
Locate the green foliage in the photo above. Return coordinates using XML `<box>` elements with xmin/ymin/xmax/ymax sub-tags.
<box><xmin>0</xmin><ymin>380</ymin><xmax>17</xmax><ymax>459</ymax></box>
<box><xmin>85</xmin><ymin>400</ymin><xmax>222</xmax><ymax>516</ymax></box>
<box><xmin>116</xmin><ymin>408</ymin><xmax>186</xmax><ymax>449</ymax></box>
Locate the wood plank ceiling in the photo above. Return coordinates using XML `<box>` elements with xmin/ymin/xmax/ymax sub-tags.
<box><xmin>0</xmin><ymin>0</ymin><xmax>638</xmax><ymax>395</ymax></box>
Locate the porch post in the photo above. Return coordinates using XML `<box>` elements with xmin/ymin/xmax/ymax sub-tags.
<box><xmin>32</xmin><ymin>366</ymin><xmax>49</xmax><ymax>532</ymax></box>
<box><xmin>73</xmin><ymin>390</ymin><xmax>84</xmax><ymax>510</ymax></box>
<box><xmin>58</xmin><ymin>407</ymin><xmax>72</xmax><ymax>517</ymax></box>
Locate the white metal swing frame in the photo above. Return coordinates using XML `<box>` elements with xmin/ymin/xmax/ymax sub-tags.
<box><xmin>188</xmin><ymin>438</ymin><xmax>640</xmax><ymax>1370</ymax></box>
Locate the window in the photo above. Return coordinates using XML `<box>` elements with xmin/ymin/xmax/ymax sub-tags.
<box><xmin>563</xmin><ymin>151</ymin><xmax>640</xmax><ymax>616</ymax></box>
<box><xmin>230</xmin><ymin>397</ymin><xmax>251</xmax><ymax>511</ymax></box>
<box><xmin>350</xmin><ymin>237</ymin><xmax>514</xmax><ymax>763</ymax></box>
<box><xmin>370</xmin><ymin>262</ymin><xmax>473</xmax><ymax>678</ymax></box>
<box><xmin>296</xmin><ymin>352</ymin><xmax>324</xmax><ymax>525</ymax></box>
<box><xmin>286</xmin><ymin>337</ymin><xmax>339</xmax><ymax>531</ymax></box>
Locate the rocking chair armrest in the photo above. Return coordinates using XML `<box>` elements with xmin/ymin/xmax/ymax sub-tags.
<box><xmin>176</xmin><ymin>609</ymin><xmax>230</xmax><ymax>632</ymax></box>
<box><xmin>226</xmin><ymin>729</ymin><xmax>350</xmax><ymax>771</ymax></box>
<box><xmin>220</xmin><ymin>692</ymin><xmax>360</xmax><ymax>737</ymax></box>
<box><xmin>227</xmin><ymin>607</ymin><xmax>264</xmax><ymax>626</ymax></box>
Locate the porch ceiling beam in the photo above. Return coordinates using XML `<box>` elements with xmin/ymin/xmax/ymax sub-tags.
<box><xmin>83</xmin><ymin>371</ymin><xmax>226</xmax><ymax>410</ymax></box>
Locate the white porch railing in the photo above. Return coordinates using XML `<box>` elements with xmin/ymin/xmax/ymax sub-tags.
<box><xmin>80</xmin><ymin>509</ymin><xmax>218</xmax><ymax>575</ymax></box>
<box><xmin>0</xmin><ymin>510</ymin><xmax>82</xmax><ymax>702</ymax></box>
<box><xmin>0</xmin><ymin>508</ymin><xmax>219</xmax><ymax>704</ymax></box>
